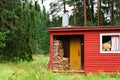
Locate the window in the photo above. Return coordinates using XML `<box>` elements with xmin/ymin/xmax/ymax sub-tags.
<box><xmin>100</xmin><ymin>33</ymin><xmax>120</xmax><ymax>53</ymax></box>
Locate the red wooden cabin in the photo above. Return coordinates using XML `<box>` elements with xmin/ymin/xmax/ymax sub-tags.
<box><xmin>46</xmin><ymin>26</ymin><xmax>120</xmax><ymax>73</ymax></box>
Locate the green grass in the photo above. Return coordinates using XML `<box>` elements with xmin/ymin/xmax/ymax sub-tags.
<box><xmin>0</xmin><ymin>54</ymin><xmax>120</xmax><ymax>80</ymax></box>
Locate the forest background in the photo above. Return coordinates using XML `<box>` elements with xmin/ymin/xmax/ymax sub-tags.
<box><xmin>0</xmin><ymin>0</ymin><xmax>120</xmax><ymax>61</ymax></box>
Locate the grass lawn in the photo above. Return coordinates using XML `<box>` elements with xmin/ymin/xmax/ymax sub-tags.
<box><xmin>0</xmin><ymin>54</ymin><xmax>120</xmax><ymax>80</ymax></box>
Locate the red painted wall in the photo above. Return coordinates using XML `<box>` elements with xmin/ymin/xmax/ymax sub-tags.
<box><xmin>84</xmin><ymin>31</ymin><xmax>120</xmax><ymax>73</ymax></box>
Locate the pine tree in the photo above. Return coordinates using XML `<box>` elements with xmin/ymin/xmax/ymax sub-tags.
<box><xmin>0</xmin><ymin>0</ymin><xmax>50</xmax><ymax>61</ymax></box>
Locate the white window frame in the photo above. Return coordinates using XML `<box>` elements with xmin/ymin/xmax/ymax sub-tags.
<box><xmin>100</xmin><ymin>33</ymin><xmax>120</xmax><ymax>53</ymax></box>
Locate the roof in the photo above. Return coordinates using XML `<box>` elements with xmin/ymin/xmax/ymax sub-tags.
<box><xmin>46</xmin><ymin>26</ymin><xmax>120</xmax><ymax>32</ymax></box>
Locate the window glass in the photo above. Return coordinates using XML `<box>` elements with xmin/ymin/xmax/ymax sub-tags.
<box><xmin>100</xmin><ymin>33</ymin><xmax>120</xmax><ymax>53</ymax></box>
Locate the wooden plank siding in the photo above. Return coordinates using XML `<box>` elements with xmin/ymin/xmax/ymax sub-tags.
<box><xmin>84</xmin><ymin>32</ymin><xmax>120</xmax><ymax>73</ymax></box>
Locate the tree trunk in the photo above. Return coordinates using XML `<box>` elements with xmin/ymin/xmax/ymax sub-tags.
<box><xmin>90</xmin><ymin>0</ymin><xmax>94</xmax><ymax>22</ymax></box>
<box><xmin>84</xmin><ymin>0</ymin><xmax>87</xmax><ymax>25</ymax></box>
<box><xmin>109</xmin><ymin>0</ymin><xmax>114</xmax><ymax>25</ymax></box>
<box><xmin>116</xmin><ymin>0</ymin><xmax>120</xmax><ymax>16</ymax></box>
<box><xmin>63</xmin><ymin>0</ymin><xmax>66</xmax><ymax>13</ymax></box>
<box><xmin>97</xmin><ymin>0</ymin><xmax>103</xmax><ymax>26</ymax></box>
<box><xmin>73</xmin><ymin>0</ymin><xmax>76</xmax><ymax>26</ymax></box>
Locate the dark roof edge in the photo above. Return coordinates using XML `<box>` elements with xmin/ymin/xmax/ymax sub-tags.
<box><xmin>46</xmin><ymin>26</ymin><xmax>120</xmax><ymax>32</ymax></box>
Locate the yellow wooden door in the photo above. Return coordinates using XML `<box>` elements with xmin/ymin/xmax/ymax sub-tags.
<box><xmin>70</xmin><ymin>37</ymin><xmax>81</xmax><ymax>70</ymax></box>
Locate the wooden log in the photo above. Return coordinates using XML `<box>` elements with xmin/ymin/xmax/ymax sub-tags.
<box><xmin>53</xmin><ymin>40</ymin><xmax>60</xmax><ymax>46</ymax></box>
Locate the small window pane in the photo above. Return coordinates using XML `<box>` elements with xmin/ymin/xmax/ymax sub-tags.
<box><xmin>111</xmin><ymin>35</ymin><xmax>120</xmax><ymax>51</ymax></box>
<box><xmin>101</xmin><ymin>34</ymin><xmax>120</xmax><ymax>53</ymax></box>
<box><xmin>102</xmin><ymin>36</ymin><xmax>111</xmax><ymax>51</ymax></box>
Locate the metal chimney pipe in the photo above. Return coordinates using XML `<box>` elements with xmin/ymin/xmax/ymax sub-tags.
<box><xmin>62</xmin><ymin>11</ymin><xmax>69</xmax><ymax>27</ymax></box>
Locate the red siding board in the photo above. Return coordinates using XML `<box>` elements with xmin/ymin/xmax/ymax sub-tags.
<box><xmin>85</xmin><ymin>67</ymin><xmax>120</xmax><ymax>73</ymax></box>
